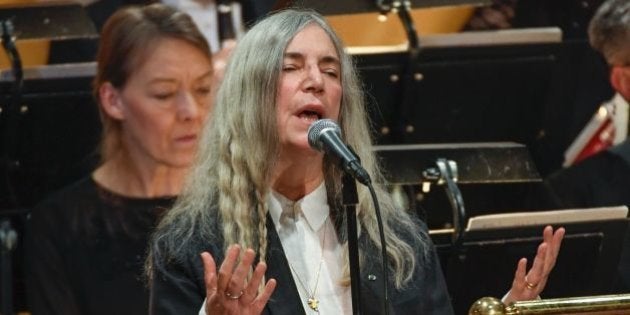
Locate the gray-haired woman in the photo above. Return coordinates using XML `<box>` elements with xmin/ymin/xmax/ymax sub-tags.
<box><xmin>148</xmin><ymin>9</ymin><xmax>564</xmax><ymax>315</ymax></box>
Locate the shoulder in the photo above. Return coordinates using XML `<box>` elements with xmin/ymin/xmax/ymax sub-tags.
<box><xmin>545</xmin><ymin>148</ymin><xmax>630</xmax><ymax>208</ymax></box>
<box><xmin>151</xmin><ymin>204</ymin><xmax>223</xmax><ymax>274</ymax></box>
<box><xmin>29</xmin><ymin>176</ymin><xmax>97</xmax><ymax>220</ymax></box>
<box><xmin>549</xmin><ymin>149</ymin><xmax>628</xmax><ymax>183</ymax></box>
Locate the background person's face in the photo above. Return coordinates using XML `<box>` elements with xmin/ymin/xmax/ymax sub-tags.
<box><xmin>116</xmin><ymin>38</ymin><xmax>213</xmax><ymax>168</ymax></box>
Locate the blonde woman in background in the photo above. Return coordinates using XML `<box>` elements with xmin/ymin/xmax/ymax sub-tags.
<box><xmin>25</xmin><ymin>4</ymin><xmax>213</xmax><ymax>315</ymax></box>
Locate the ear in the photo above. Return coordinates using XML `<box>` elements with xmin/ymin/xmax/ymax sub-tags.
<box><xmin>99</xmin><ymin>82</ymin><xmax>125</xmax><ymax>120</ymax></box>
<box><xmin>610</xmin><ymin>66</ymin><xmax>630</xmax><ymax>101</ymax></box>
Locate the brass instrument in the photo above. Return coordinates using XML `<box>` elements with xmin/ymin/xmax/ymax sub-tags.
<box><xmin>469</xmin><ymin>294</ymin><xmax>630</xmax><ymax>314</ymax></box>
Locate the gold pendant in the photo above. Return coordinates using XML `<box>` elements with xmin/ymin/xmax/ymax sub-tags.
<box><xmin>307</xmin><ymin>297</ymin><xmax>319</xmax><ymax>312</ymax></box>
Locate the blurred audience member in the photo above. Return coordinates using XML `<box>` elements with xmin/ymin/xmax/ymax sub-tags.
<box><xmin>544</xmin><ymin>0</ymin><xmax>630</xmax><ymax>292</ymax></box>
<box><xmin>25</xmin><ymin>4</ymin><xmax>213</xmax><ymax>314</ymax></box>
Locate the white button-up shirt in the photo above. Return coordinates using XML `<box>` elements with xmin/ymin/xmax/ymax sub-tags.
<box><xmin>268</xmin><ymin>182</ymin><xmax>351</xmax><ymax>314</ymax></box>
<box><xmin>198</xmin><ymin>183</ymin><xmax>351</xmax><ymax>314</ymax></box>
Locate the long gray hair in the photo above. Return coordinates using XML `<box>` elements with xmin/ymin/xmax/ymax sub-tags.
<box><xmin>588</xmin><ymin>0</ymin><xmax>630</xmax><ymax>66</ymax></box>
<box><xmin>149</xmin><ymin>9</ymin><xmax>428</xmax><ymax>289</ymax></box>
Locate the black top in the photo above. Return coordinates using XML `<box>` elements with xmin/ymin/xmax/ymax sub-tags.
<box><xmin>544</xmin><ymin>140</ymin><xmax>630</xmax><ymax>292</ymax></box>
<box><xmin>25</xmin><ymin>176</ymin><xmax>175</xmax><ymax>315</ymax></box>
<box><xmin>544</xmin><ymin>143</ymin><xmax>630</xmax><ymax>209</ymax></box>
<box><xmin>149</xmin><ymin>209</ymin><xmax>454</xmax><ymax>315</ymax></box>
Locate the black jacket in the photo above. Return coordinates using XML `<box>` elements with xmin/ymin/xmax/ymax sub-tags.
<box><xmin>149</xmin><ymin>213</ymin><xmax>454</xmax><ymax>315</ymax></box>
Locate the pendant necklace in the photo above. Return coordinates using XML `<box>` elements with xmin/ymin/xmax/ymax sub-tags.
<box><xmin>287</xmin><ymin>217</ymin><xmax>328</xmax><ymax>313</ymax></box>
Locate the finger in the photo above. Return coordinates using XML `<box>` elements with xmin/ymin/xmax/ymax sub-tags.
<box><xmin>217</xmin><ymin>245</ymin><xmax>241</xmax><ymax>295</ymax></box>
<box><xmin>226</xmin><ymin>248</ymin><xmax>256</xmax><ymax>298</ymax></box>
<box><xmin>503</xmin><ymin>258</ymin><xmax>528</xmax><ymax>305</ymax></box>
<box><xmin>540</xmin><ymin>226</ymin><xmax>554</xmax><ymax>274</ymax></box>
<box><xmin>543</xmin><ymin>225</ymin><xmax>553</xmax><ymax>244</ymax></box>
<box><xmin>513</xmin><ymin>257</ymin><xmax>527</xmax><ymax>288</ymax></box>
<box><xmin>526</xmin><ymin>242</ymin><xmax>548</xmax><ymax>286</ymax></box>
<box><xmin>201</xmin><ymin>252</ymin><xmax>218</xmax><ymax>298</ymax></box>
<box><xmin>252</xmin><ymin>278</ymin><xmax>277</xmax><ymax>313</ymax></box>
<box><xmin>201</xmin><ymin>253</ymin><xmax>227</xmax><ymax>313</ymax></box>
<box><xmin>241</xmin><ymin>261</ymin><xmax>269</xmax><ymax>304</ymax></box>
<box><xmin>548</xmin><ymin>227</ymin><xmax>565</xmax><ymax>268</ymax></box>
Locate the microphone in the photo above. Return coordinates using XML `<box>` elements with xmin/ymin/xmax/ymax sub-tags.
<box><xmin>307</xmin><ymin>119</ymin><xmax>371</xmax><ymax>185</ymax></box>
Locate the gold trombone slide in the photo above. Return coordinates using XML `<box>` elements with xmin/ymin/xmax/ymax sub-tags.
<box><xmin>469</xmin><ymin>294</ymin><xmax>630</xmax><ymax>314</ymax></box>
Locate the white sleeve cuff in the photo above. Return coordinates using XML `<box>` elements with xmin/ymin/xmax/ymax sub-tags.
<box><xmin>199</xmin><ymin>298</ymin><xmax>207</xmax><ymax>315</ymax></box>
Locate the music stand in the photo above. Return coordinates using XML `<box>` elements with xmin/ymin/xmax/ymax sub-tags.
<box><xmin>0</xmin><ymin>3</ymin><xmax>97</xmax><ymax>314</ymax></box>
<box><xmin>375</xmin><ymin>142</ymin><xmax>540</xmax><ymax>185</ymax></box>
<box><xmin>352</xmin><ymin>28</ymin><xmax>562</xmax><ymax>146</ymax></box>
<box><xmin>0</xmin><ymin>2</ymin><xmax>97</xmax><ymax>41</ymax></box>
<box><xmin>433</xmin><ymin>206</ymin><xmax>629</xmax><ymax>314</ymax></box>
<box><xmin>375</xmin><ymin>141</ymin><xmax>540</xmax><ymax>241</ymax></box>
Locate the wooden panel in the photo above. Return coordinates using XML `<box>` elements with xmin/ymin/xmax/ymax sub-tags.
<box><xmin>326</xmin><ymin>6</ymin><xmax>474</xmax><ymax>46</ymax></box>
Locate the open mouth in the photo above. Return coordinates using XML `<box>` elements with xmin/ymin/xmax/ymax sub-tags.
<box><xmin>297</xmin><ymin>109</ymin><xmax>322</xmax><ymax>122</ymax></box>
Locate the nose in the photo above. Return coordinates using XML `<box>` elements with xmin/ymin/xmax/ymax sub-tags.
<box><xmin>176</xmin><ymin>92</ymin><xmax>201</xmax><ymax>120</ymax></box>
<box><xmin>302</xmin><ymin>65</ymin><xmax>324</xmax><ymax>93</ymax></box>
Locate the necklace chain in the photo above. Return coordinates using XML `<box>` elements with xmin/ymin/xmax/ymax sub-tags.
<box><xmin>286</xmin><ymin>215</ymin><xmax>328</xmax><ymax>313</ymax></box>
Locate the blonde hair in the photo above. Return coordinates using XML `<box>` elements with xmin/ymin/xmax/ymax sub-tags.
<box><xmin>149</xmin><ymin>9</ymin><xmax>428</xmax><ymax>289</ymax></box>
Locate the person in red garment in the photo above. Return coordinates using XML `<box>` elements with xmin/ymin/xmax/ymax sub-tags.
<box><xmin>544</xmin><ymin>0</ymin><xmax>630</xmax><ymax>292</ymax></box>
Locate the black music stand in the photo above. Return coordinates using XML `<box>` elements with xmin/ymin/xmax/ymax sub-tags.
<box><xmin>375</xmin><ymin>142</ymin><xmax>540</xmax><ymax>249</ymax></box>
<box><xmin>437</xmin><ymin>207</ymin><xmax>629</xmax><ymax>314</ymax></box>
<box><xmin>352</xmin><ymin>28</ymin><xmax>562</xmax><ymax>145</ymax></box>
<box><xmin>375</xmin><ymin>142</ymin><xmax>540</xmax><ymax>186</ymax></box>
<box><xmin>374</xmin><ymin>142</ymin><xmax>630</xmax><ymax>313</ymax></box>
<box><xmin>0</xmin><ymin>3</ymin><xmax>97</xmax><ymax>314</ymax></box>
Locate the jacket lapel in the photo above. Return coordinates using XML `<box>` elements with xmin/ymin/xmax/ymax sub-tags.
<box><xmin>264</xmin><ymin>215</ymin><xmax>306</xmax><ymax>315</ymax></box>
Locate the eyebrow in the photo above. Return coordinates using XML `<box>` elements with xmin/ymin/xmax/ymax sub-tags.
<box><xmin>148</xmin><ymin>70</ymin><xmax>213</xmax><ymax>84</ymax></box>
<box><xmin>284</xmin><ymin>52</ymin><xmax>340</xmax><ymax>66</ymax></box>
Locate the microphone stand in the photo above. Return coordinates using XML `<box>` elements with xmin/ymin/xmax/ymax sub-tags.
<box><xmin>1</xmin><ymin>221</ymin><xmax>17</xmax><ymax>315</ymax></box>
<box><xmin>1</xmin><ymin>19</ymin><xmax>23</xmax><ymax>207</ymax></box>
<box><xmin>422</xmin><ymin>159</ymin><xmax>467</xmax><ymax>251</ymax></box>
<box><xmin>0</xmin><ymin>19</ymin><xmax>23</xmax><ymax>315</ymax></box>
<box><xmin>375</xmin><ymin>0</ymin><xmax>421</xmax><ymax>141</ymax></box>
<box><xmin>342</xmin><ymin>173</ymin><xmax>362</xmax><ymax>315</ymax></box>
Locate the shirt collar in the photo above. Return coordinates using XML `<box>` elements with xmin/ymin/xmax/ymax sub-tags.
<box><xmin>269</xmin><ymin>182</ymin><xmax>329</xmax><ymax>231</ymax></box>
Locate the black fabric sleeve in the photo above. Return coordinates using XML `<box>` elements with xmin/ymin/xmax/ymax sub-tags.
<box><xmin>420</xmin><ymin>241</ymin><xmax>454</xmax><ymax>315</ymax></box>
<box><xmin>544</xmin><ymin>152</ymin><xmax>630</xmax><ymax>209</ymax></box>
<box><xmin>408</xmin><ymin>220</ymin><xmax>454</xmax><ymax>315</ymax></box>
<box><xmin>25</xmin><ymin>202</ymin><xmax>81</xmax><ymax>315</ymax></box>
<box><xmin>149</xmin><ymin>253</ymin><xmax>207</xmax><ymax>315</ymax></box>
<box><xmin>360</xmin><ymin>217</ymin><xmax>454</xmax><ymax>315</ymax></box>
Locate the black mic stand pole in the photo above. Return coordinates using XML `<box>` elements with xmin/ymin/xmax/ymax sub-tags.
<box><xmin>342</xmin><ymin>173</ymin><xmax>362</xmax><ymax>315</ymax></box>
<box><xmin>0</xmin><ymin>19</ymin><xmax>24</xmax><ymax>315</ymax></box>
<box><xmin>1</xmin><ymin>221</ymin><xmax>17</xmax><ymax>315</ymax></box>
<box><xmin>375</xmin><ymin>0</ymin><xmax>421</xmax><ymax>141</ymax></box>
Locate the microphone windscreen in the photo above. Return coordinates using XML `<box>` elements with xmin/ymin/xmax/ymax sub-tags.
<box><xmin>307</xmin><ymin>119</ymin><xmax>340</xmax><ymax>151</ymax></box>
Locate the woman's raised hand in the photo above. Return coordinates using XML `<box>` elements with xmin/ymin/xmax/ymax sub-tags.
<box><xmin>503</xmin><ymin>225</ymin><xmax>565</xmax><ymax>304</ymax></box>
<box><xmin>201</xmin><ymin>245</ymin><xmax>277</xmax><ymax>315</ymax></box>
